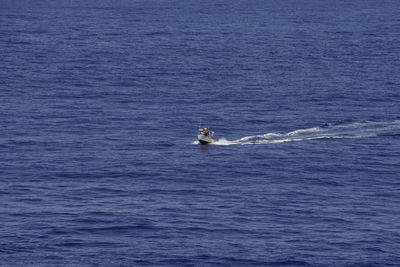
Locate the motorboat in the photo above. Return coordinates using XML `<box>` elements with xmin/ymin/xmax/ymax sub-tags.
<box><xmin>197</xmin><ymin>128</ymin><xmax>214</xmax><ymax>144</ymax></box>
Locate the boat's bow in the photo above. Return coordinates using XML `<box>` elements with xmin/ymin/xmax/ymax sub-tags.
<box><xmin>198</xmin><ymin>134</ymin><xmax>211</xmax><ymax>144</ymax></box>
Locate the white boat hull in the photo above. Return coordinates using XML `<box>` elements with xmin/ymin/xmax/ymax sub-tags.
<box><xmin>197</xmin><ymin>134</ymin><xmax>212</xmax><ymax>144</ymax></box>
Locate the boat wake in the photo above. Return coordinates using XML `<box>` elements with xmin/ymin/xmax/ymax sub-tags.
<box><xmin>211</xmin><ymin>120</ymin><xmax>400</xmax><ymax>146</ymax></box>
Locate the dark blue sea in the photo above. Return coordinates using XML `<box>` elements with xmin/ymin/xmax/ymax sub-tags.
<box><xmin>1</xmin><ymin>0</ymin><xmax>400</xmax><ymax>266</ymax></box>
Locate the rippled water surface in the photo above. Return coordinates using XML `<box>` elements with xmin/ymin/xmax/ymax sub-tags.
<box><xmin>1</xmin><ymin>0</ymin><xmax>400</xmax><ymax>266</ymax></box>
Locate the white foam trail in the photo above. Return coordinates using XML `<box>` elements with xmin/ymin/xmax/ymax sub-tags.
<box><xmin>211</xmin><ymin>120</ymin><xmax>400</xmax><ymax>146</ymax></box>
<box><xmin>213</xmin><ymin>138</ymin><xmax>233</xmax><ymax>146</ymax></box>
<box><xmin>287</xmin><ymin>126</ymin><xmax>321</xmax><ymax>136</ymax></box>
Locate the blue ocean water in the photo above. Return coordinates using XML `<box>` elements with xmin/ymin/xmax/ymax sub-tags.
<box><xmin>1</xmin><ymin>0</ymin><xmax>400</xmax><ymax>266</ymax></box>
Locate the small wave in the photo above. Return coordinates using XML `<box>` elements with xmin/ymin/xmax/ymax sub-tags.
<box><xmin>287</xmin><ymin>126</ymin><xmax>322</xmax><ymax>136</ymax></box>
<box><xmin>211</xmin><ymin>120</ymin><xmax>400</xmax><ymax>146</ymax></box>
